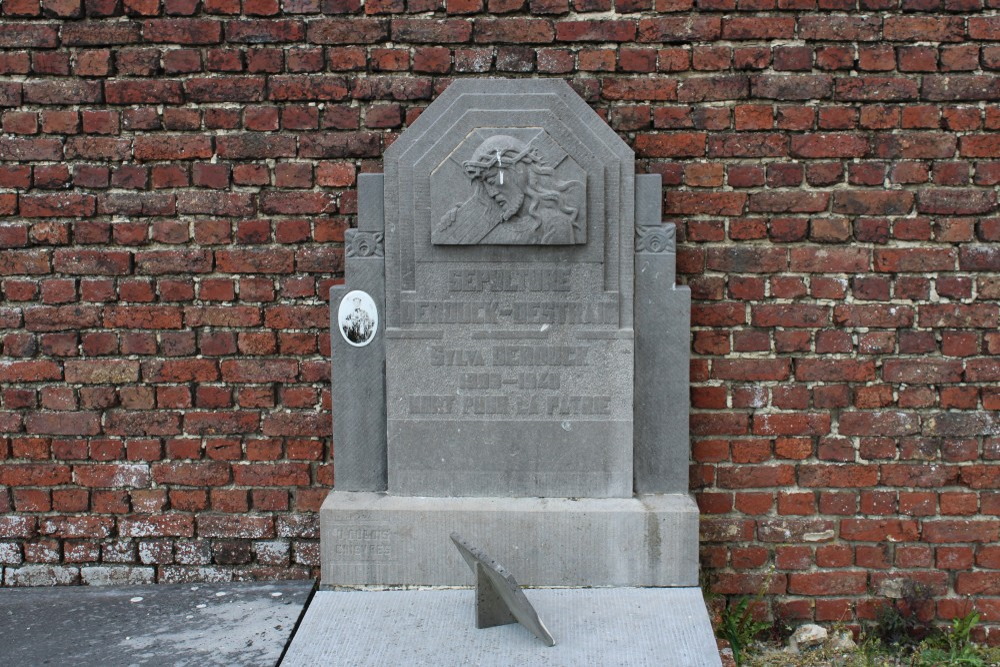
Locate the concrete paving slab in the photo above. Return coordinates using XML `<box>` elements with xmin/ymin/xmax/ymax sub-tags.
<box><xmin>281</xmin><ymin>587</ymin><xmax>721</xmax><ymax>667</ymax></box>
<box><xmin>0</xmin><ymin>580</ymin><xmax>314</xmax><ymax>667</ymax></box>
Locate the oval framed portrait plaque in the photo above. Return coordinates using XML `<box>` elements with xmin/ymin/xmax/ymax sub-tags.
<box><xmin>338</xmin><ymin>290</ymin><xmax>378</xmax><ymax>347</ymax></box>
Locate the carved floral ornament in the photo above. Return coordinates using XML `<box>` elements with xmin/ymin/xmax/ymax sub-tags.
<box><xmin>635</xmin><ymin>224</ymin><xmax>676</xmax><ymax>254</ymax></box>
<box><xmin>346</xmin><ymin>231</ymin><xmax>384</xmax><ymax>258</ymax></box>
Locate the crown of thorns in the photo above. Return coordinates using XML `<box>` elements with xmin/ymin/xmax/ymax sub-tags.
<box><xmin>462</xmin><ymin>138</ymin><xmax>541</xmax><ymax>179</ymax></box>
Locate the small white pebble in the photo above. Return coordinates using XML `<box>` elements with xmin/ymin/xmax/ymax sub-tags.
<box><xmin>215</xmin><ymin>592</ymin><xmax>227</xmax><ymax>597</ymax></box>
<box><xmin>270</xmin><ymin>592</ymin><xmax>282</xmax><ymax>598</ymax></box>
<box><xmin>185</xmin><ymin>615</ymin><xmax>193</xmax><ymax>620</ymax></box>
<box><xmin>196</xmin><ymin>604</ymin><xmax>206</xmax><ymax>609</ymax></box>
<box><xmin>129</xmin><ymin>597</ymin><xmax>143</xmax><ymax>603</ymax></box>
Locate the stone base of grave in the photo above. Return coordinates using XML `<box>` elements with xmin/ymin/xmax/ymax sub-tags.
<box><xmin>281</xmin><ymin>587</ymin><xmax>723</xmax><ymax>667</ymax></box>
<box><xmin>320</xmin><ymin>491</ymin><xmax>699</xmax><ymax>588</ymax></box>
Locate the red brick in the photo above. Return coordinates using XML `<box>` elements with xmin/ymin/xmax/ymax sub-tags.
<box><xmin>104</xmin><ymin>80</ymin><xmax>183</xmax><ymax>105</ymax></box>
<box><xmin>637</xmin><ymin>17</ymin><xmax>720</xmax><ymax>42</ymax></box>
<box><xmin>134</xmin><ymin>135</ymin><xmax>212</xmax><ymax>161</ymax></box>
<box><xmin>789</xmin><ymin>572</ymin><xmax>867</xmax><ymax>596</ymax></box>
<box><xmin>143</xmin><ymin>18</ymin><xmax>222</xmax><ymax>43</ymax></box>
<box><xmin>926</xmin><ymin>521</ymin><xmax>1000</xmax><ymax>545</ymax></box>
<box><xmin>225</xmin><ymin>18</ymin><xmax>303</xmax><ymax>42</ymax></box>
<box><xmin>197</xmin><ymin>515</ymin><xmax>274</xmax><ymax>538</ymax></box>
<box><xmin>835</xmin><ymin>77</ymin><xmax>919</xmax><ymax>102</ymax></box>
<box><xmin>884</xmin><ymin>16</ymin><xmax>964</xmax><ymax>42</ymax></box>
<box><xmin>603</xmin><ymin>79</ymin><xmax>678</xmax><ymax>102</ymax></box>
<box><xmin>790</xmin><ymin>133</ymin><xmax>868</xmax><ymax>158</ymax></box>
<box><xmin>556</xmin><ymin>20</ymin><xmax>635</xmax><ymax>42</ymax></box>
<box><xmin>839</xmin><ymin>411</ymin><xmax>921</xmax><ymax>436</ymax></box>
<box><xmin>120</xmin><ymin>515</ymin><xmax>194</xmax><ymax>537</ymax></box>
<box><xmin>232</xmin><ymin>463</ymin><xmax>310</xmax><ymax>486</ymax></box>
<box><xmin>634</xmin><ymin>133</ymin><xmax>706</xmax><ymax>158</ymax></box>
<box><xmin>26</xmin><ymin>413</ymin><xmax>101</xmax><ymax>436</ymax></box>
<box><xmin>153</xmin><ymin>462</ymin><xmax>230</xmax><ymax>486</ymax></box>
<box><xmin>832</xmin><ymin>191</ymin><xmax>914</xmax><ymax>216</ymax></box>
<box><xmin>799</xmin><ymin>16</ymin><xmax>881</xmax><ymax>41</ymax></box>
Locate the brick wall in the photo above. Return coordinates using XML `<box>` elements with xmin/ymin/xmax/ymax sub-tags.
<box><xmin>1</xmin><ymin>0</ymin><xmax>999</xmax><ymax>639</ymax></box>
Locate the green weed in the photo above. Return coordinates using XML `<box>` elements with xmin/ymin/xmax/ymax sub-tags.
<box><xmin>718</xmin><ymin>596</ymin><xmax>772</xmax><ymax>666</ymax></box>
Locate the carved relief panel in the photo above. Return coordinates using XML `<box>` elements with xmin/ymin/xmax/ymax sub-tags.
<box><xmin>431</xmin><ymin>128</ymin><xmax>587</xmax><ymax>246</ymax></box>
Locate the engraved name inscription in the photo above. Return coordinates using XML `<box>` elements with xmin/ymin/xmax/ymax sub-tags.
<box><xmin>431</xmin><ymin>346</ymin><xmax>589</xmax><ymax>367</ymax></box>
<box><xmin>400</xmin><ymin>301</ymin><xmax>617</xmax><ymax>325</ymax></box>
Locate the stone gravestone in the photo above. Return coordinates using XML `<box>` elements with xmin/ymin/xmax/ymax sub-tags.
<box><xmin>325</xmin><ymin>79</ymin><xmax>696</xmax><ymax>589</ymax></box>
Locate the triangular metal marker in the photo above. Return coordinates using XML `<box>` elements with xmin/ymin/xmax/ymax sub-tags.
<box><xmin>450</xmin><ymin>532</ymin><xmax>555</xmax><ymax>647</ymax></box>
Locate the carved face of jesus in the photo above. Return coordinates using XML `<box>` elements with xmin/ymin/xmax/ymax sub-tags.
<box><xmin>480</xmin><ymin>163</ymin><xmax>526</xmax><ymax>222</ymax></box>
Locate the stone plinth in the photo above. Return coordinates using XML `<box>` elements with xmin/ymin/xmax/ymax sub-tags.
<box><xmin>320</xmin><ymin>492</ymin><xmax>698</xmax><ymax>588</ymax></box>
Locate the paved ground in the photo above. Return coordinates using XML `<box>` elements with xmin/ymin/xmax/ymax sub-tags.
<box><xmin>1</xmin><ymin>581</ymin><xmax>722</xmax><ymax>666</ymax></box>
<box><xmin>0</xmin><ymin>580</ymin><xmax>314</xmax><ymax>667</ymax></box>
<box><xmin>281</xmin><ymin>587</ymin><xmax>722</xmax><ymax>667</ymax></box>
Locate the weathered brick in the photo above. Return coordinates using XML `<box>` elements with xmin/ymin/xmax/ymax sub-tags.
<box><xmin>917</xmin><ymin>189</ymin><xmax>996</xmax><ymax>215</ymax></box>
<box><xmin>134</xmin><ymin>135</ymin><xmax>213</xmax><ymax>161</ymax></box>
<box><xmin>308</xmin><ymin>18</ymin><xmax>387</xmax><ymax>44</ymax></box>
<box><xmin>835</xmin><ymin>77</ymin><xmax>919</xmax><ymax>102</ymax></box>
<box><xmin>637</xmin><ymin>17</ymin><xmax>719</xmax><ymax>43</ymax></box>
<box><xmin>216</xmin><ymin>134</ymin><xmax>295</xmax><ymax>159</ymax></box>
<box><xmin>74</xmin><ymin>463</ymin><xmax>151</xmax><ymax>488</ymax></box>
<box><xmin>791</xmin><ymin>133</ymin><xmax>868</xmax><ymax>158</ymax></box>
<box><xmin>61</xmin><ymin>22</ymin><xmax>140</xmax><ymax>46</ymax></box>
<box><xmin>104</xmin><ymin>80</ymin><xmax>183</xmax><ymax>104</ymax></box>
<box><xmin>832</xmin><ymin>191</ymin><xmax>913</xmax><ymax>216</ymax></box>
<box><xmin>722</xmin><ymin>17</ymin><xmax>794</xmax><ymax>40</ymax></box>
<box><xmin>23</xmin><ymin>81</ymin><xmax>102</xmax><ymax>105</ymax></box>
<box><xmin>0</xmin><ymin>24</ymin><xmax>59</xmax><ymax>47</ymax></box>
<box><xmin>65</xmin><ymin>360</ymin><xmax>140</xmax><ymax>383</ymax></box>
<box><xmin>103</xmin><ymin>305</ymin><xmax>183</xmax><ymax>329</ymax></box>
<box><xmin>884</xmin><ymin>16</ymin><xmax>964</xmax><ymax>43</ymax></box>
<box><xmin>119</xmin><ymin>515</ymin><xmax>195</xmax><ymax>537</ymax></box>
<box><xmin>143</xmin><ymin>18</ymin><xmax>223</xmax><ymax>44</ymax></box>
<box><xmin>556</xmin><ymin>20</ymin><xmax>635</xmax><ymax>42</ymax></box>
<box><xmin>392</xmin><ymin>18</ymin><xmax>472</xmax><ymax>43</ymax></box>
<box><xmin>183</xmin><ymin>77</ymin><xmax>266</xmax><ymax>102</ymax></box>
<box><xmin>708</xmin><ymin>133</ymin><xmax>786</xmax><ymax>158</ymax></box>
<box><xmin>0</xmin><ymin>360</ymin><xmax>62</xmax><ymax>382</ymax></box>
<box><xmin>175</xmin><ymin>192</ymin><xmax>254</xmax><ymax>216</ymax></box>
<box><xmin>923</xmin><ymin>76</ymin><xmax>1000</xmax><ymax>101</ymax></box>
<box><xmin>798</xmin><ymin>15</ymin><xmax>881</xmax><ymax>41</ymax></box>
<box><xmin>475</xmin><ymin>18</ymin><xmax>554</xmax><ymax>43</ymax></box>
<box><xmin>197</xmin><ymin>515</ymin><xmax>274</xmax><ymax>538</ymax></box>
<box><xmin>839</xmin><ymin>411</ymin><xmax>921</xmax><ymax>436</ymax></box>
<box><xmin>25</xmin><ymin>413</ymin><xmax>101</xmax><ymax>436</ymax></box>
<box><xmin>20</xmin><ymin>194</ymin><xmax>96</xmax><ymax>218</ymax></box>
<box><xmin>269</xmin><ymin>75</ymin><xmax>348</xmax><ymax>101</ymax></box>
<box><xmin>53</xmin><ymin>249</ymin><xmax>131</xmax><ymax>275</ymax></box>
<box><xmin>225</xmin><ymin>19</ymin><xmax>304</xmax><ymax>43</ymax></box>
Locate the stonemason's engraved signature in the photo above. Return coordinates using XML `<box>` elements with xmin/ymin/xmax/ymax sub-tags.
<box><xmin>435</xmin><ymin>134</ymin><xmax>585</xmax><ymax>245</ymax></box>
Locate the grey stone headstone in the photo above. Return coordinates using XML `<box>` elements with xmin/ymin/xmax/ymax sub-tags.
<box><xmin>323</xmin><ymin>79</ymin><xmax>700</xmax><ymax>601</ymax></box>
<box><xmin>382</xmin><ymin>79</ymin><xmax>636</xmax><ymax>499</ymax></box>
